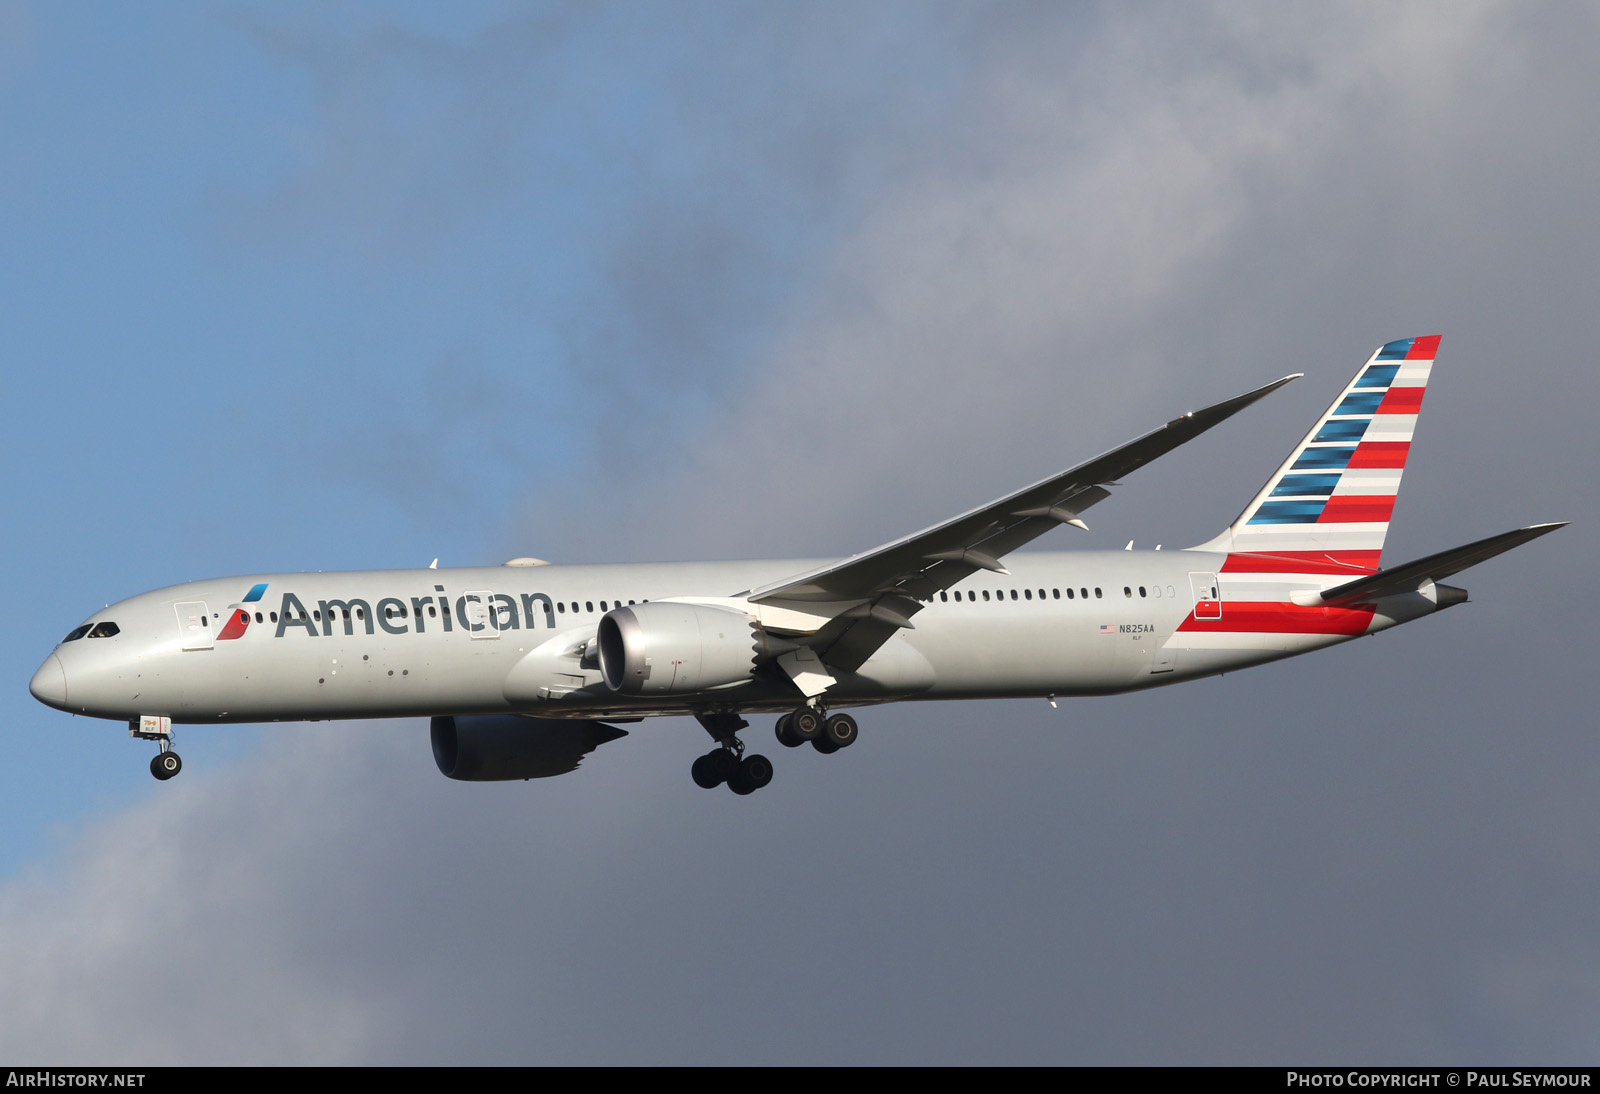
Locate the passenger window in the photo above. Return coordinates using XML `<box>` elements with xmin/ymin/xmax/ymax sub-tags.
<box><xmin>271</xmin><ymin>612</ymin><xmax>278</xmax><ymax>623</ymax></box>
<box><xmin>1024</xmin><ymin>589</ymin><xmax>1032</xmax><ymax>600</ymax></box>
<box><xmin>428</xmin><ymin>606</ymin><xmax>437</xmax><ymax>618</ymax></box>
<box><xmin>1094</xmin><ymin>588</ymin><xmax>1102</xmax><ymax>598</ymax></box>
<box><xmin>982</xmin><ymin>590</ymin><xmax>990</xmax><ymax>601</ymax></box>
<box><xmin>255</xmin><ymin>612</ymin><xmax>264</xmax><ymax>623</ymax></box>
<box><xmin>1081</xmin><ymin>588</ymin><xmax>1089</xmax><ymax>599</ymax></box>
<box><xmin>1010</xmin><ymin>589</ymin><xmax>1018</xmax><ymax>600</ymax></box>
<box><xmin>939</xmin><ymin>592</ymin><xmax>948</xmax><ymax>602</ymax></box>
<box><xmin>1066</xmin><ymin>588</ymin><xmax>1074</xmax><ymax>599</ymax></box>
<box><xmin>1124</xmin><ymin>586</ymin><xmax>1132</xmax><ymax>598</ymax></box>
<box><xmin>586</xmin><ymin>601</ymin><xmax>594</xmax><ymax>613</ymax></box>
<box><xmin>600</xmin><ymin>601</ymin><xmax>608</xmax><ymax>611</ymax></box>
<box><xmin>557</xmin><ymin>603</ymin><xmax>566</xmax><ymax>613</ymax></box>
<box><xmin>1052</xmin><ymin>589</ymin><xmax>1060</xmax><ymax>599</ymax></box>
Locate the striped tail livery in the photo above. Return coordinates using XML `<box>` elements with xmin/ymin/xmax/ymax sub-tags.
<box><xmin>1181</xmin><ymin>336</ymin><xmax>1562</xmax><ymax>664</ymax></box>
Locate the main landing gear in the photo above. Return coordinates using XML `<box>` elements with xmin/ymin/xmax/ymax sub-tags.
<box><xmin>130</xmin><ymin>715</ymin><xmax>183</xmax><ymax>781</ymax></box>
<box><xmin>691</xmin><ymin>705</ymin><xmax>860</xmax><ymax>795</ymax></box>
<box><xmin>691</xmin><ymin>748</ymin><xmax>774</xmax><ymax>795</ymax></box>
<box><xmin>691</xmin><ymin>712</ymin><xmax>774</xmax><ymax>796</ymax></box>
<box><xmin>774</xmin><ymin>706</ymin><xmax>858</xmax><ymax>754</ymax></box>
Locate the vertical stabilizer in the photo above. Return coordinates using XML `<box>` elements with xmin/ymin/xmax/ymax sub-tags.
<box><xmin>1190</xmin><ymin>336</ymin><xmax>1439</xmax><ymax>568</ymax></box>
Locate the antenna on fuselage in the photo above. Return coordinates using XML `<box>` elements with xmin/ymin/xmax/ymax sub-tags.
<box><xmin>429</xmin><ymin>559</ymin><xmax>438</xmax><ymax>569</ymax></box>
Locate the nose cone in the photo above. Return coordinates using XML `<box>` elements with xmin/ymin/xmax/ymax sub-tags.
<box><xmin>30</xmin><ymin>654</ymin><xmax>68</xmax><ymax>711</ymax></box>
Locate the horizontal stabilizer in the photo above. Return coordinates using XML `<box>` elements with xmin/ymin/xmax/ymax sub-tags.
<box><xmin>1312</xmin><ymin>522</ymin><xmax>1567</xmax><ymax>605</ymax></box>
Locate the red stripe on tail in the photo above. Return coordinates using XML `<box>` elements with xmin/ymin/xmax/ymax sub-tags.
<box><xmin>1319</xmin><ymin>495</ymin><xmax>1397</xmax><ymax>523</ymax></box>
<box><xmin>1347</xmin><ymin>441</ymin><xmax>1410</xmax><ymax>468</ymax></box>
<box><xmin>1376</xmin><ymin>386</ymin><xmax>1425</xmax><ymax>414</ymax></box>
<box><xmin>1406</xmin><ymin>335</ymin><xmax>1441</xmax><ymax>359</ymax></box>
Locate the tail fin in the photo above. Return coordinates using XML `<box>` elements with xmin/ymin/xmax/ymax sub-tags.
<box><xmin>1191</xmin><ymin>335</ymin><xmax>1440</xmax><ymax>568</ymax></box>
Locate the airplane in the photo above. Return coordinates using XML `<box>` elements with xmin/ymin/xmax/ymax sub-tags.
<box><xmin>29</xmin><ymin>336</ymin><xmax>1564</xmax><ymax>794</ymax></box>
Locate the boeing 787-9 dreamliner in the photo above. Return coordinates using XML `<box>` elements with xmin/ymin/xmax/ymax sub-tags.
<box><xmin>30</xmin><ymin>337</ymin><xmax>1563</xmax><ymax>795</ymax></box>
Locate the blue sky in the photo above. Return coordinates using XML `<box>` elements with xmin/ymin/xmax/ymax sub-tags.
<box><xmin>3</xmin><ymin>1</ymin><xmax>1598</xmax><ymax>1063</ymax></box>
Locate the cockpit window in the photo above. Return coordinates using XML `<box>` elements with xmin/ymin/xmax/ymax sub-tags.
<box><xmin>62</xmin><ymin>624</ymin><xmax>92</xmax><ymax>643</ymax></box>
<box><xmin>87</xmin><ymin>621</ymin><xmax>120</xmax><ymax>638</ymax></box>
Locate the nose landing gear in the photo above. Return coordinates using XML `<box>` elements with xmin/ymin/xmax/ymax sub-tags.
<box><xmin>150</xmin><ymin>748</ymin><xmax>182</xmax><ymax>781</ymax></box>
<box><xmin>131</xmin><ymin>715</ymin><xmax>182</xmax><ymax>781</ymax></box>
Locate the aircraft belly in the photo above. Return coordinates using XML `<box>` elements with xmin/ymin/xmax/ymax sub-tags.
<box><xmin>165</xmin><ymin>631</ymin><xmax>523</xmax><ymax>722</ymax></box>
<box><xmin>907</xmin><ymin>615</ymin><xmax>1135</xmax><ymax>697</ymax></box>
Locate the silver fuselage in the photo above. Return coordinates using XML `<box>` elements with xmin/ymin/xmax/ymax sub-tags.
<box><xmin>30</xmin><ymin>549</ymin><xmax>1427</xmax><ymax>726</ymax></box>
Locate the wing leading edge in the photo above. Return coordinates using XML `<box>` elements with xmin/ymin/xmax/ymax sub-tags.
<box><xmin>748</xmin><ymin>372</ymin><xmax>1301</xmax><ymax>671</ymax></box>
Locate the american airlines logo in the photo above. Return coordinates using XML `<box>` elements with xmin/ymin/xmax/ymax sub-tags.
<box><xmin>215</xmin><ymin>583</ymin><xmax>269</xmax><ymax>641</ymax></box>
<box><xmin>217</xmin><ymin>584</ymin><xmax>568</xmax><ymax>640</ymax></box>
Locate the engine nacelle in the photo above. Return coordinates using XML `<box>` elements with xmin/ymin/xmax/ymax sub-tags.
<box><xmin>430</xmin><ymin>715</ymin><xmax>628</xmax><ymax>781</ymax></box>
<box><xmin>597</xmin><ymin>601</ymin><xmax>759</xmax><ymax>695</ymax></box>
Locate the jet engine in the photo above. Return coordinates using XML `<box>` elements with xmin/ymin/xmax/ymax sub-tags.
<box><xmin>597</xmin><ymin>601</ymin><xmax>760</xmax><ymax>695</ymax></box>
<box><xmin>430</xmin><ymin>714</ymin><xmax>628</xmax><ymax>781</ymax></box>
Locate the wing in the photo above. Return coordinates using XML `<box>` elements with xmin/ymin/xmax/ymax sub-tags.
<box><xmin>748</xmin><ymin>373</ymin><xmax>1301</xmax><ymax>671</ymax></box>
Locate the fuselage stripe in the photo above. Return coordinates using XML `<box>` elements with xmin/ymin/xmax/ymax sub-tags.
<box><xmin>1177</xmin><ymin>602</ymin><xmax>1374</xmax><ymax>635</ymax></box>
<box><xmin>1220</xmin><ymin>551</ymin><xmax>1380</xmax><ymax>574</ymax></box>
